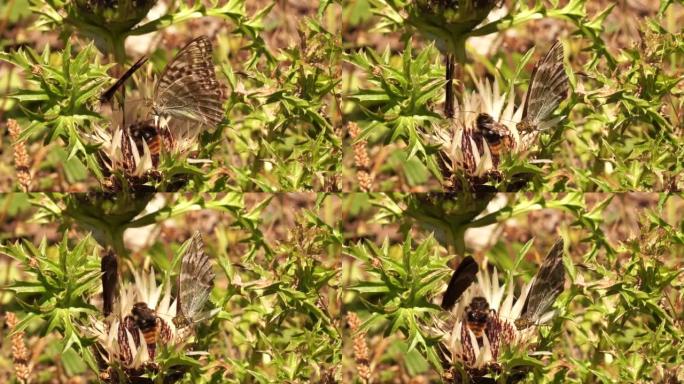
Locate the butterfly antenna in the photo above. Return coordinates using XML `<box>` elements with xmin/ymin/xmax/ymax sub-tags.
<box><xmin>101</xmin><ymin>56</ymin><xmax>148</xmax><ymax>130</ymax></box>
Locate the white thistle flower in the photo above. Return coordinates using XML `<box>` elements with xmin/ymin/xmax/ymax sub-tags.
<box><xmin>430</xmin><ymin>41</ymin><xmax>570</xmax><ymax>185</ymax></box>
<box><xmin>429</xmin><ymin>77</ymin><xmax>525</xmax><ymax>179</ymax></box>
<box><xmin>91</xmin><ymin>93</ymin><xmax>211</xmax><ymax>182</ymax></box>
<box><xmin>83</xmin><ymin>267</ymin><xmax>199</xmax><ymax>377</ymax></box>
<box><xmin>435</xmin><ymin>263</ymin><xmax>558</xmax><ymax>380</ymax></box>
<box><xmin>92</xmin><ymin>124</ymin><xmax>155</xmax><ymax>178</ymax></box>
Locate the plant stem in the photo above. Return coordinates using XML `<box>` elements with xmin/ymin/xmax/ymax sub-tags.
<box><xmin>109</xmin><ymin>226</ymin><xmax>128</xmax><ymax>259</ymax></box>
<box><xmin>110</xmin><ymin>33</ymin><xmax>128</xmax><ymax>65</ymax></box>
<box><xmin>452</xmin><ymin>39</ymin><xmax>467</xmax><ymax>107</ymax></box>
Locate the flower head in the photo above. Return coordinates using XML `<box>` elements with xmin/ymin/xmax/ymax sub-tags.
<box><xmin>428</xmin><ymin>41</ymin><xmax>570</xmax><ymax>189</ymax></box>
<box><xmin>84</xmin><ymin>266</ymin><xmax>208</xmax><ymax>382</ymax></box>
<box><xmin>73</xmin><ymin>0</ymin><xmax>157</xmax><ymax>35</ymax></box>
<box><xmin>408</xmin><ymin>0</ymin><xmax>502</xmax><ymax>52</ymax></box>
<box><xmin>92</xmin><ymin>101</ymin><xmax>209</xmax><ymax>191</ymax></box>
<box><xmin>429</xmin><ymin>77</ymin><xmax>523</xmax><ymax>182</ymax></box>
<box><xmin>435</xmin><ymin>260</ymin><xmax>560</xmax><ymax>382</ymax></box>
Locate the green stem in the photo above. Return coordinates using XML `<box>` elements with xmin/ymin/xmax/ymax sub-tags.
<box><xmin>442</xmin><ymin>224</ymin><xmax>467</xmax><ymax>264</ymax></box>
<box><xmin>109</xmin><ymin>226</ymin><xmax>128</xmax><ymax>259</ymax></box>
<box><xmin>110</xmin><ymin>33</ymin><xmax>128</xmax><ymax>65</ymax></box>
<box><xmin>449</xmin><ymin>225</ymin><xmax>466</xmax><ymax>257</ymax></box>
<box><xmin>451</xmin><ymin>38</ymin><xmax>467</xmax><ymax>106</ymax></box>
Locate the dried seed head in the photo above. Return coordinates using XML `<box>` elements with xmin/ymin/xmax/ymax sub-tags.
<box><xmin>6</xmin><ymin>312</ymin><xmax>31</xmax><ymax>384</ymax></box>
<box><xmin>348</xmin><ymin>122</ymin><xmax>373</xmax><ymax>191</ymax></box>
<box><xmin>347</xmin><ymin>313</ymin><xmax>371</xmax><ymax>382</ymax></box>
<box><xmin>7</xmin><ymin>119</ymin><xmax>31</xmax><ymax>192</ymax></box>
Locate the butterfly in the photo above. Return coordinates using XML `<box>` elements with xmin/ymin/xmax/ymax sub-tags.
<box><xmin>173</xmin><ymin>231</ymin><xmax>216</xmax><ymax>329</ymax></box>
<box><xmin>100</xmin><ymin>36</ymin><xmax>225</xmax><ymax>165</ymax></box>
<box><xmin>516</xmin><ymin>40</ymin><xmax>569</xmax><ymax>143</ymax></box>
<box><xmin>515</xmin><ymin>239</ymin><xmax>565</xmax><ymax>330</ymax></box>
<box><xmin>151</xmin><ymin>36</ymin><xmax>225</xmax><ymax>131</ymax></box>
<box><xmin>441</xmin><ymin>240</ymin><xmax>565</xmax><ymax>331</ymax></box>
<box><xmin>460</xmin><ymin>40</ymin><xmax>569</xmax><ymax>170</ymax></box>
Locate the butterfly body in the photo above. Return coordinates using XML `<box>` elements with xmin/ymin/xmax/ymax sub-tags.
<box><xmin>127</xmin><ymin>120</ymin><xmax>175</xmax><ymax>166</ymax></box>
<box><xmin>515</xmin><ymin>119</ymin><xmax>534</xmax><ymax>135</ymax></box>
<box><xmin>124</xmin><ymin>302</ymin><xmax>172</xmax><ymax>360</ymax></box>
<box><xmin>128</xmin><ymin>120</ymin><xmax>160</xmax><ymax>156</ymax></box>
<box><xmin>131</xmin><ymin>302</ymin><xmax>159</xmax><ymax>346</ymax></box>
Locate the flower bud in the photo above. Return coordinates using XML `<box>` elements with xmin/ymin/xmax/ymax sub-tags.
<box><xmin>407</xmin><ymin>0</ymin><xmax>500</xmax><ymax>51</ymax></box>
<box><xmin>73</xmin><ymin>0</ymin><xmax>157</xmax><ymax>34</ymax></box>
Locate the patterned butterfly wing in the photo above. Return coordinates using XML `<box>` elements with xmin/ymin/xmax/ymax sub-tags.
<box><xmin>515</xmin><ymin>239</ymin><xmax>565</xmax><ymax>329</ymax></box>
<box><xmin>519</xmin><ymin>41</ymin><xmax>569</xmax><ymax>133</ymax></box>
<box><xmin>153</xmin><ymin>36</ymin><xmax>225</xmax><ymax>130</ymax></box>
<box><xmin>441</xmin><ymin>256</ymin><xmax>479</xmax><ymax>311</ymax></box>
<box><xmin>174</xmin><ymin>232</ymin><xmax>215</xmax><ymax>328</ymax></box>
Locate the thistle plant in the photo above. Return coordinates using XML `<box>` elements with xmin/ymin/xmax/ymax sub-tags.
<box><xmin>436</xmin><ymin>240</ymin><xmax>566</xmax><ymax>383</ymax></box>
<box><xmin>342</xmin><ymin>193</ymin><xmax>683</xmax><ymax>382</ymax></box>
<box><xmin>427</xmin><ymin>76</ymin><xmax>524</xmax><ymax>187</ymax></box>
<box><xmin>345</xmin><ymin>2</ymin><xmax>683</xmax><ymax>191</ymax></box>
<box><xmin>1</xmin><ymin>1</ymin><xmax>341</xmax><ymax>192</ymax></box>
<box><xmin>427</xmin><ymin>41</ymin><xmax>570</xmax><ymax>191</ymax></box>
<box><xmin>373</xmin><ymin>0</ymin><xmax>585</xmax><ymax>117</ymax></box>
<box><xmin>1</xmin><ymin>193</ymin><xmax>342</xmax><ymax>382</ymax></box>
<box><xmin>84</xmin><ymin>257</ymin><xmax>218</xmax><ymax>382</ymax></box>
<box><xmin>405</xmin><ymin>0</ymin><xmax>501</xmax><ymax>117</ymax></box>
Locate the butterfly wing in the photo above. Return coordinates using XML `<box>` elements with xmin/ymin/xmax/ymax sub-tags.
<box><xmin>520</xmin><ymin>41</ymin><xmax>569</xmax><ymax>131</ymax></box>
<box><xmin>441</xmin><ymin>256</ymin><xmax>479</xmax><ymax>311</ymax></box>
<box><xmin>516</xmin><ymin>239</ymin><xmax>565</xmax><ymax>329</ymax></box>
<box><xmin>101</xmin><ymin>249</ymin><xmax>118</xmax><ymax>317</ymax></box>
<box><xmin>153</xmin><ymin>36</ymin><xmax>225</xmax><ymax>130</ymax></box>
<box><xmin>176</xmin><ymin>232</ymin><xmax>215</xmax><ymax>327</ymax></box>
<box><xmin>100</xmin><ymin>56</ymin><xmax>149</xmax><ymax>103</ymax></box>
